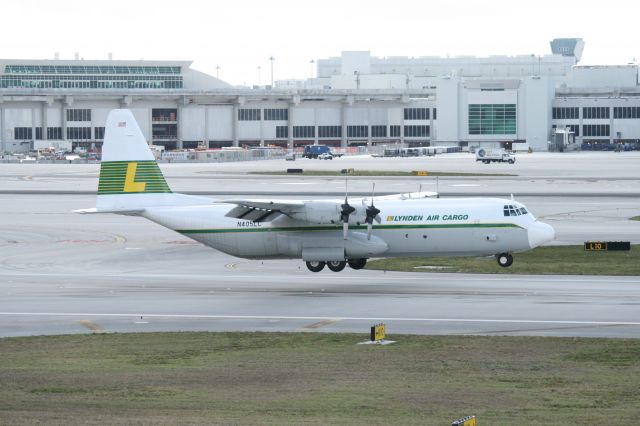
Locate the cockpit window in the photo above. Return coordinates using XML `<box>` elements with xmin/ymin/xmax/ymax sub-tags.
<box><xmin>504</xmin><ymin>205</ymin><xmax>527</xmax><ymax>217</ymax></box>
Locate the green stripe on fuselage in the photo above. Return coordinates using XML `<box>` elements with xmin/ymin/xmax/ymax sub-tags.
<box><xmin>177</xmin><ymin>223</ymin><xmax>522</xmax><ymax>234</ymax></box>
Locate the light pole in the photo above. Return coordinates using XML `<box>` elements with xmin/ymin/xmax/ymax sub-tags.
<box><xmin>215</xmin><ymin>65</ymin><xmax>220</xmax><ymax>79</ymax></box>
<box><xmin>309</xmin><ymin>59</ymin><xmax>315</xmax><ymax>78</ymax></box>
<box><xmin>269</xmin><ymin>56</ymin><xmax>275</xmax><ymax>87</ymax></box>
<box><xmin>257</xmin><ymin>66</ymin><xmax>261</xmax><ymax>86</ymax></box>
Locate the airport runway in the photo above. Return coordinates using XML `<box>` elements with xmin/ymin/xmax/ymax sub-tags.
<box><xmin>1</xmin><ymin>154</ymin><xmax>639</xmax><ymax>338</ymax></box>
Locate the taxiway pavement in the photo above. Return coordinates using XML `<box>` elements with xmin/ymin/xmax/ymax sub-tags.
<box><xmin>1</xmin><ymin>153</ymin><xmax>639</xmax><ymax>338</ymax></box>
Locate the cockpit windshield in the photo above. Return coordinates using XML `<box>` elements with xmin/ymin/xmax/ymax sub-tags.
<box><xmin>503</xmin><ymin>204</ymin><xmax>528</xmax><ymax>217</ymax></box>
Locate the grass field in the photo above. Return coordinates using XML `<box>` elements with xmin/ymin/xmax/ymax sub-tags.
<box><xmin>250</xmin><ymin>170</ymin><xmax>516</xmax><ymax>177</ymax></box>
<box><xmin>367</xmin><ymin>245</ymin><xmax>640</xmax><ymax>275</ymax></box>
<box><xmin>1</xmin><ymin>333</ymin><xmax>639</xmax><ymax>425</ymax></box>
<box><xmin>631</xmin><ymin>216</ymin><xmax>640</xmax><ymax>221</ymax></box>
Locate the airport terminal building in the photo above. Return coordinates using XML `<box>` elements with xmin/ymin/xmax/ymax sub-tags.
<box><xmin>1</xmin><ymin>38</ymin><xmax>639</xmax><ymax>153</ymax></box>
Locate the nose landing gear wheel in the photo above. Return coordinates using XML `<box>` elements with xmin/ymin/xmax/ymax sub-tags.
<box><xmin>327</xmin><ymin>261</ymin><xmax>347</xmax><ymax>272</ymax></box>
<box><xmin>347</xmin><ymin>258</ymin><xmax>367</xmax><ymax>270</ymax></box>
<box><xmin>496</xmin><ymin>253</ymin><xmax>513</xmax><ymax>267</ymax></box>
<box><xmin>306</xmin><ymin>261</ymin><xmax>326</xmax><ymax>272</ymax></box>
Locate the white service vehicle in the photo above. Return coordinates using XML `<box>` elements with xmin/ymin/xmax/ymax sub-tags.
<box><xmin>475</xmin><ymin>148</ymin><xmax>516</xmax><ymax>164</ymax></box>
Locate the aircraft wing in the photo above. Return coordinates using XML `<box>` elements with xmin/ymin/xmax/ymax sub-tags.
<box><xmin>223</xmin><ymin>199</ymin><xmax>306</xmax><ymax>222</ymax></box>
<box><xmin>223</xmin><ymin>192</ymin><xmax>437</xmax><ymax>224</ymax></box>
<box><xmin>363</xmin><ymin>191</ymin><xmax>438</xmax><ymax>201</ymax></box>
<box><xmin>223</xmin><ymin>199</ymin><xmax>305</xmax><ymax>212</ymax></box>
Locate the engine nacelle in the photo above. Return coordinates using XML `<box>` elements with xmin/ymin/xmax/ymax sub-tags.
<box><xmin>288</xmin><ymin>201</ymin><xmax>367</xmax><ymax>224</ymax></box>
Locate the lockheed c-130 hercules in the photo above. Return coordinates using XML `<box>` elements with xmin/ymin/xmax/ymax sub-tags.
<box><xmin>77</xmin><ymin>109</ymin><xmax>555</xmax><ymax>272</ymax></box>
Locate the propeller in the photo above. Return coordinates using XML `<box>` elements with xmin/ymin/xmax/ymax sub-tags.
<box><xmin>364</xmin><ymin>183</ymin><xmax>381</xmax><ymax>240</ymax></box>
<box><xmin>340</xmin><ymin>173</ymin><xmax>355</xmax><ymax>239</ymax></box>
<box><xmin>340</xmin><ymin>197</ymin><xmax>355</xmax><ymax>239</ymax></box>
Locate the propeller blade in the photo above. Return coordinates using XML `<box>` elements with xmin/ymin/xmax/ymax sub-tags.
<box><xmin>340</xmin><ymin>197</ymin><xmax>355</xmax><ymax>240</ymax></box>
<box><xmin>340</xmin><ymin>199</ymin><xmax>356</xmax><ymax>221</ymax></box>
<box><xmin>365</xmin><ymin>205</ymin><xmax>381</xmax><ymax>223</ymax></box>
<box><xmin>365</xmin><ymin>183</ymin><xmax>380</xmax><ymax>240</ymax></box>
<box><xmin>370</xmin><ymin>182</ymin><xmax>376</xmax><ymax>206</ymax></box>
<box><xmin>364</xmin><ymin>205</ymin><xmax>380</xmax><ymax>240</ymax></box>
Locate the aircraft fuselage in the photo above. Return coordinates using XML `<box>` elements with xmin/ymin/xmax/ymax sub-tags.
<box><xmin>142</xmin><ymin>197</ymin><xmax>550</xmax><ymax>261</ymax></box>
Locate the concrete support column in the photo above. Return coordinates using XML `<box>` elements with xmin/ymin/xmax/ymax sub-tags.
<box><xmin>232</xmin><ymin>102</ymin><xmax>239</xmax><ymax>147</ymax></box>
<box><xmin>340</xmin><ymin>102</ymin><xmax>347</xmax><ymax>149</ymax></box>
<box><xmin>430</xmin><ymin>108</ymin><xmax>434</xmax><ymax>144</ymax></box>
<box><xmin>366</xmin><ymin>109</ymin><xmax>372</xmax><ymax>147</ymax></box>
<box><xmin>400</xmin><ymin>96</ymin><xmax>408</xmax><ymax>146</ymax></box>
<box><xmin>0</xmin><ymin>105</ymin><xmax>5</xmax><ymax>153</ymax></box>
<box><xmin>313</xmin><ymin>107</ymin><xmax>318</xmax><ymax>145</ymax></box>
<box><xmin>259</xmin><ymin>107</ymin><xmax>264</xmax><ymax>147</ymax></box>
<box><xmin>61</xmin><ymin>105</ymin><xmax>67</xmax><ymax>141</ymax></box>
<box><xmin>42</xmin><ymin>103</ymin><xmax>48</xmax><ymax>140</ymax></box>
<box><xmin>63</xmin><ymin>96</ymin><xmax>73</xmax><ymax>144</ymax></box>
<box><xmin>31</xmin><ymin>108</ymin><xmax>37</xmax><ymax>147</ymax></box>
<box><xmin>204</xmin><ymin>107</ymin><xmax>211</xmax><ymax>148</ymax></box>
<box><xmin>176</xmin><ymin>104</ymin><xmax>183</xmax><ymax>149</ymax></box>
<box><xmin>578</xmin><ymin>108</ymin><xmax>583</xmax><ymax>146</ymax></box>
<box><xmin>148</xmin><ymin>109</ymin><xmax>153</xmax><ymax>145</ymax></box>
<box><xmin>609</xmin><ymin>106</ymin><xmax>614</xmax><ymax>145</ymax></box>
<box><xmin>287</xmin><ymin>104</ymin><xmax>294</xmax><ymax>150</ymax></box>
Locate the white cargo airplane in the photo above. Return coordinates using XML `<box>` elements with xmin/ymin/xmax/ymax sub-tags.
<box><xmin>78</xmin><ymin>109</ymin><xmax>555</xmax><ymax>272</ymax></box>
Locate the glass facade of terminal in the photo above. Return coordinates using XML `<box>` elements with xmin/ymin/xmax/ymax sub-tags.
<box><xmin>1</xmin><ymin>65</ymin><xmax>183</xmax><ymax>89</ymax></box>
<box><xmin>468</xmin><ymin>104</ymin><xmax>516</xmax><ymax>135</ymax></box>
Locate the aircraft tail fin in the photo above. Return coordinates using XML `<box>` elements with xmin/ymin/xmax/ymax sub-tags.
<box><xmin>93</xmin><ymin>109</ymin><xmax>211</xmax><ymax>213</ymax></box>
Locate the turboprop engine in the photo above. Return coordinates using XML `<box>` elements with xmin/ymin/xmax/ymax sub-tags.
<box><xmin>288</xmin><ymin>201</ymin><xmax>368</xmax><ymax>225</ymax></box>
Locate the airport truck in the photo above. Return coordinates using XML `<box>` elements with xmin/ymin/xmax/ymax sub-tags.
<box><xmin>475</xmin><ymin>148</ymin><xmax>516</xmax><ymax>164</ymax></box>
<box><xmin>303</xmin><ymin>145</ymin><xmax>343</xmax><ymax>159</ymax></box>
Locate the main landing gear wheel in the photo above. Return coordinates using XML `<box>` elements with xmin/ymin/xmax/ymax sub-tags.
<box><xmin>347</xmin><ymin>258</ymin><xmax>367</xmax><ymax>270</ymax></box>
<box><xmin>327</xmin><ymin>261</ymin><xmax>347</xmax><ymax>272</ymax></box>
<box><xmin>496</xmin><ymin>253</ymin><xmax>514</xmax><ymax>267</ymax></box>
<box><xmin>306</xmin><ymin>261</ymin><xmax>326</xmax><ymax>272</ymax></box>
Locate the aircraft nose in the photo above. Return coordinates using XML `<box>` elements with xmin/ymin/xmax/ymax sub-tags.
<box><xmin>528</xmin><ymin>221</ymin><xmax>555</xmax><ymax>248</ymax></box>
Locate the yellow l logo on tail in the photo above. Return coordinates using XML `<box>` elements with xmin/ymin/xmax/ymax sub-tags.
<box><xmin>123</xmin><ymin>163</ymin><xmax>146</xmax><ymax>193</ymax></box>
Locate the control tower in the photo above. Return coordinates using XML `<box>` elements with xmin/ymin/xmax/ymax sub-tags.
<box><xmin>550</xmin><ymin>38</ymin><xmax>585</xmax><ymax>62</ymax></box>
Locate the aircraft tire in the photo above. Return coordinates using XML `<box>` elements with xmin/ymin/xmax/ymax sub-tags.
<box><xmin>327</xmin><ymin>261</ymin><xmax>347</xmax><ymax>272</ymax></box>
<box><xmin>306</xmin><ymin>261</ymin><xmax>326</xmax><ymax>272</ymax></box>
<box><xmin>347</xmin><ymin>258</ymin><xmax>367</xmax><ymax>270</ymax></box>
<box><xmin>496</xmin><ymin>253</ymin><xmax>513</xmax><ymax>267</ymax></box>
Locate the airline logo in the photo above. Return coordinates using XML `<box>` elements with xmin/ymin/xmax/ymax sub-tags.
<box><xmin>98</xmin><ymin>161</ymin><xmax>171</xmax><ymax>195</ymax></box>
<box><xmin>386</xmin><ymin>214</ymin><xmax>469</xmax><ymax>222</ymax></box>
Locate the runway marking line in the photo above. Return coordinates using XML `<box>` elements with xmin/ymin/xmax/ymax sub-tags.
<box><xmin>3</xmin><ymin>272</ymin><xmax>640</xmax><ymax>285</ymax></box>
<box><xmin>2</xmin><ymin>313</ymin><xmax>640</xmax><ymax>327</ymax></box>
